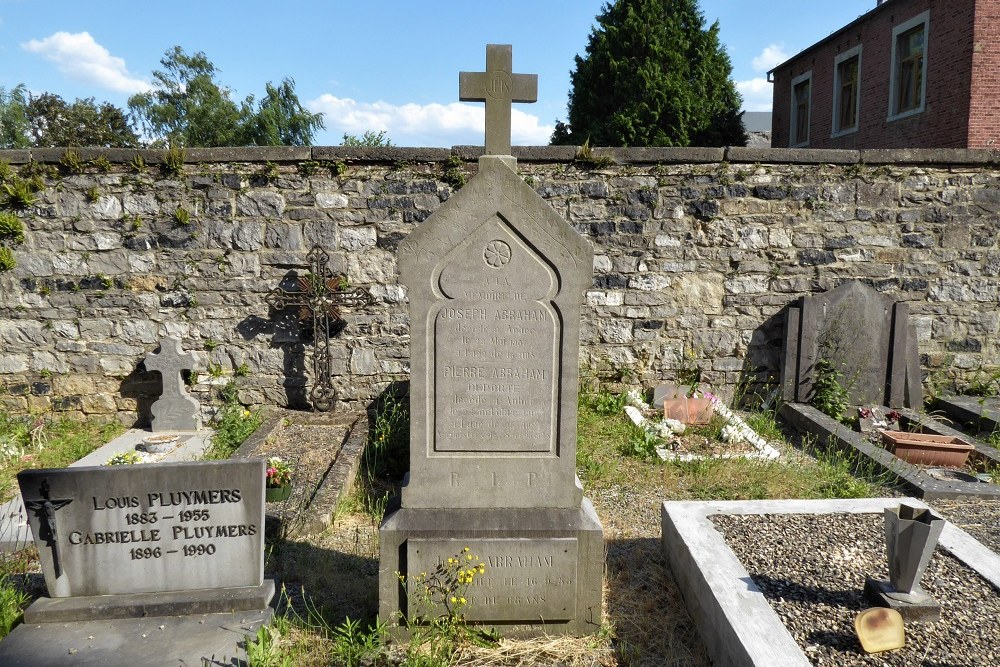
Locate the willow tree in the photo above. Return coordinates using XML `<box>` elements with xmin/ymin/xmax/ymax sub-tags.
<box><xmin>553</xmin><ymin>0</ymin><xmax>746</xmax><ymax>147</ymax></box>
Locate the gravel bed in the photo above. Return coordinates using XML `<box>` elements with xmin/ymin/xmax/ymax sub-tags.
<box><xmin>929</xmin><ymin>499</ymin><xmax>1000</xmax><ymax>555</ymax></box>
<box><xmin>712</xmin><ymin>513</ymin><xmax>1000</xmax><ymax>666</ymax></box>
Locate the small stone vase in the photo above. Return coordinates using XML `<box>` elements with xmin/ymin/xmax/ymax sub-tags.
<box><xmin>265</xmin><ymin>484</ymin><xmax>292</xmax><ymax>503</ymax></box>
<box><xmin>884</xmin><ymin>503</ymin><xmax>944</xmax><ymax>595</ymax></box>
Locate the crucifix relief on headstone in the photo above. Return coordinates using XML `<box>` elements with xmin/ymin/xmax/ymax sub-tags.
<box><xmin>267</xmin><ymin>244</ymin><xmax>375</xmax><ymax>412</ymax></box>
<box><xmin>144</xmin><ymin>337</ymin><xmax>200</xmax><ymax>431</ymax></box>
<box><xmin>23</xmin><ymin>479</ymin><xmax>72</xmax><ymax>578</ymax></box>
<box><xmin>460</xmin><ymin>43</ymin><xmax>538</xmax><ymax>156</ymax></box>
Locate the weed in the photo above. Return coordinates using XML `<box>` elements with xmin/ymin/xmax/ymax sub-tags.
<box><xmin>0</xmin><ymin>574</ymin><xmax>29</xmax><ymax>639</ymax></box>
<box><xmin>523</xmin><ymin>175</ymin><xmax>536</xmax><ymax>187</ymax></box>
<box><xmin>173</xmin><ymin>206</ymin><xmax>190</xmax><ymax>226</ymax></box>
<box><xmin>0</xmin><ymin>161</ymin><xmax>10</xmax><ymax>184</ymax></box>
<box><xmin>297</xmin><ymin>160</ymin><xmax>320</xmax><ymax>177</ymax></box>
<box><xmin>441</xmin><ymin>156</ymin><xmax>466</xmax><ymax>189</ymax></box>
<box><xmin>326</xmin><ymin>160</ymin><xmax>348</xmax><ymax>177</ymax></box>
<box><xmin>235</xmin><ymin>362</ymin><xmax>251</xmax><ymax>377</ymax></box>
<box><xmin>204</xmin><ymin>339</ymin><xmax>219</xmax><ymax>351</ymax></box>
<box><xmin>258</xmin><ymin>161</ymin><xmax>280</xmax><ymax>182</ymax></box>
<box><xmin>128</xmin><ymin>215</ymin><xmax>142</xmax><ymax>232</ymax></box>
<box><xmin>574</xmin><ymin>138</ymin><xmax>615</xmax><ymax>168</ymax></box>
<box><xmin>0</xmin><ymin>213</ymin><xmax>24</xmax><ymax>244</ymax></box>
<box><xmin>206</xmin><ymin>362</ymin><xmax>224</xmax><ymax>378</ymax></box>
<box><xmin>206</xmin><ymin>386</ymin><xmax>262</xmax><ymax>459</ymax></box>
<box><xmin>0</xmin><ymin>248</ymin><xmax>14</xmax><ymax>272</ymax></box>
<box><xmin>2</xmin><ymin>179</ymin><xmax>37</xmax><ymax>209</ymax></box>
<box><xmin>129</xmin><ymin>153</ymin><xmax>147</xmax><ymax>173</ymax></box>
<box><xmin>105</xmin><ymin>450</ymin><xmax>143</xmax><ymax>465</ymax></box>
<box><xmin>59</xmin><ymin>149</ymin><xmax>85</xmax><ymax>174</ymax></box>
<box><xmin>91</xmin><ymin>155</ymin><xmax>112</xmax><ymax>173</ymax></box>
<box><xmin>85</xmin><ymin>186</ymin><xmax>101</xmax><ymax>203</ymax></box>
<box><xmin>331</xmin><ymin>616</ymin><xmax>388</xmax><ymax>667</ymax></box>
<box><xmin>622</xmin><ymin>424</ymin><xmax>662</xmax><ymax>461</ymax></box>
<box><xmin>810</xmin><ymin>358</ymin><xmax>849</xmax><ymax>421</ymax></box>
<box><xmin>162</xmin><ymin>146</ymin><xmax>186</xmax><ymax>177</ymax></box>
<box><xmin>362</xmin><ymin>390</ymin><xmax>409</xmax><ymax>484</ymax></box>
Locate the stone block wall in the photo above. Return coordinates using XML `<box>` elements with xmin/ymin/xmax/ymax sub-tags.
<box><xmin>0</xmin><ymin>145</ymin><xmax>998</xmax><ymax>423</ymax></box>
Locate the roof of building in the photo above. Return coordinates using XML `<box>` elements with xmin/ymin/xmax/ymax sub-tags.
<box><xmin>767</xmin><ymin>1</ymin><xmax>895</xmax><ymax>76</ymax></box>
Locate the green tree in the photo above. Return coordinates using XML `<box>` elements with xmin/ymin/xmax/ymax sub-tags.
<box><xmin>553</xmin><ymin>0</ymin><xmax>746</xmax><ymax>148</ymax></box>
<box><xmin>341</xmin><ymin>130</ymin><xmax>393</xmax><ymax>147</ymax></box>
<box><xmin>0</xmin><ymin>85</ymin><xmax>31</xmax><ymax>149</ymax></box>
<box><xmin>129</xmin><ymin>47</ymin><xmax>324</xmax><ymax>147</ymax></box>
<box><xmin>26</xmin><ymin>93</ymin><xmax>139</xmax><ymax>148</ymax></box>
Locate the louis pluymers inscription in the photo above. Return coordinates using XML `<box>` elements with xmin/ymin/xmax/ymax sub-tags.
<box><xmin>71</xmin><ymin>486</ymin><xmax>256</xmax><ymax>558</ymax></box>
<box><xmin>408</xmin><ymin>538</ymin><xmax>578</xmax><ymax>622</ymax></box>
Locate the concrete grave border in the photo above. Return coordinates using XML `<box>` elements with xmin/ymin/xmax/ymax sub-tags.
<box><xmin>933</xmin><ymin>395</ymin><xmax>1000</xmax><ymax>434</ymax></box>
<box><xmin>661</xmin><ymin>497</ymin><xmax>1000</xmax><ymax>667</ymax></box>
<box><xmin>780</xmin><ymin>403</ymin><xmax>1000</xmax><ymax>499</ymax></box>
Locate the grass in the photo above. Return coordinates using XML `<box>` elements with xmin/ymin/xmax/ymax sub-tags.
<box><xmin>0</xmin><ymin>413</ymin><xmax>123</xmax><ymax>503</ymax></box>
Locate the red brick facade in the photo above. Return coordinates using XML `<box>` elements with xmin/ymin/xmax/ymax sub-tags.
<box><xmin>770</xmin><ymin>0</ymin><xmax>1000</xmax><ymax>149</ymax></box>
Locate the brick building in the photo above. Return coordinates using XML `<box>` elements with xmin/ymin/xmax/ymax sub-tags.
<box><xmin>770</xmin><ymin>0</ymin><xmax>1000</xmax><ymax>149</ymax></box>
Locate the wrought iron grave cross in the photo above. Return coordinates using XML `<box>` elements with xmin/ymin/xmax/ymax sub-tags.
<box><xmin>460</xmin><ymin>44</ymin><xmax>538</xmax><ymax>156</ymax></box>
<box><xmin>266</xmin><ymin>245</ymin><xmax>375</xmax><ymax>412</ymax></box>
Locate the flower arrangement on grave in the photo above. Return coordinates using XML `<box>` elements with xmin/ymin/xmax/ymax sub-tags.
<box><xmin>265</xmin><ymin>456</ymin><xmax>292</xmax><ymax>488</ymax></box>
<box><xmin>105</xmin><ymin>450</ymin><xmax>143</xmax><ymax>466</ymax></box>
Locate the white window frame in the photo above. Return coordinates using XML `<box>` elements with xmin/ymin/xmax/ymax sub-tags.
<box><xmin>790</xmin><ymin>71</ymin><xmax>813</xmax><ymax>148</ymax></box>
<box><xmin>832</xmin><ymin>45</ymin><xmax>863</xmax><ymax>137</ymax></box>
<box><xmin>888</xmin><ymin>10</ymin><xmax>930</xmax><ymax>122</ymax></box>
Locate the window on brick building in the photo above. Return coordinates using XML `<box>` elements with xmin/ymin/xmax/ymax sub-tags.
<box><xmin>790</xmin><ymin>72</ymin><xmax>812</xmax><ymax>147</ymax></box>
<box><xmin>889</xmin><ymin>11</ymin><xmax>929</xmax><ymax>120</ymax></box>
<box><xmin>833</xmin><ymin>46</ymin><xmax>862</xmax><ymax>136</ymax></box>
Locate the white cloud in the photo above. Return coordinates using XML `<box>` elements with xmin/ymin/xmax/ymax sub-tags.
<box><xmin>737</xmin><ymin>77</ymin><xmax>773</xmax><ymax>112</ymax></box>
<box><xmin>308</xmin><ymin>94</ymin><xmax>554</xmax><ymax>147</ymax></box>
<box><xmin>751</xmin><ymin>43</ymin><xmax>790</xmax><ymax>72</ymax></box>
<box><xmin>22</xmin><ymin>31</ymin><xmax>151</xmax><ymax>94</ymax></box>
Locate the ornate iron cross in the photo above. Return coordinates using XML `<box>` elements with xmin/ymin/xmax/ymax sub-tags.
<box><xmin>460</xmin><ymin>44</ymin><xmax>538</xmax><ymax>156</ymax></box>
<box><xmin>266</xmin><ymin>245</ymin><xmax>375</xmax><ymax>412</ymax></box>
<box><xmin>24</xmin><ymin>479</ymin><xmax>73</xmax><ymax>578</ymax></box>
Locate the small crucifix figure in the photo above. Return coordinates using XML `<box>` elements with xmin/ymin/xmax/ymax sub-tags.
<box><xmin>267</xmin><ymin>245</ymin><xmax>375</xmax><ymax>412</ymax></box>
<box><xmin>24</xmin><ymin>479</ymin><xmax>73</xmax><ymax>578</ymax></box>
<box><xmin>144</xmin><ymin>337</ymin><xmax>201</xmax><ymax>431</ymax></box>
<box><xmin>460</xmin><ymin>44</ymin><xmax>538</xmax><ymax>156</ymax></box>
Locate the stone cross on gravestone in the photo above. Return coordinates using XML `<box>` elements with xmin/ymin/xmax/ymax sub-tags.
<box><xmin>144</xmin><ymin>337</ymin><xmax>200</xmax><ymax>431</ymax></box>
<box><xmin>266</xmin><ymin>244</ymin><xmax>375</xmax><ymax>412</ymax></box>
<box><xmin>460</xmin><ymin>44</ymin><xmax>538</xmax><ymax>156</ymax></box>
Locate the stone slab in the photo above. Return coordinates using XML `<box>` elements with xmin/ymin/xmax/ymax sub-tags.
<box><xmin>779</xmin><ymin>402</ymin><xmax>1000</xmax><ymax>500</ymax></box>
<box><xmin>863</xmin><ymin>577</ymin><xmax>941</xmax><ymax>623</ymax></box>
<box><xmin>933</xmin><ymin>395</ymin><xmax>1000</xmax><ymax>433</ymax></box>
<box><xmin>0</xmin><ymin>608</ymin><xmax>272</xmax><ymax>667</ymax></box>
<box><xmin>725</xmin><ymin>146</ymin><xmax>860</xmax><ymax>164</ymax></box>
<box><xmin>24</xmin><ymin>580</ymin><xmax>275</xmax><ymax>623</ymax></box>
<box><xmin>661</xmin><ymin>498</ymin><xmax>1000</xmax><ymax>667</ymax></box>
<box><xmin>379</xmin><ymin>500</ymin><xmax>603</xmax><ymax>637</ymax></box>
<box><xmin>17</xmin><ymin>459</ymin><xmax>265</xmax><ymax>597</ymax></box>
<box><xmin>407</xmin><ymin>538</ymin><xmax>578</xmax><ymax>622</ymax></box>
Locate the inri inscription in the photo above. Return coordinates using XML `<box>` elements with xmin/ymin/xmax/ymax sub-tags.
<box><xmin>433</xmin><ymin>217</ymin><xmax>557</xmax><ymax>453</ymax></box>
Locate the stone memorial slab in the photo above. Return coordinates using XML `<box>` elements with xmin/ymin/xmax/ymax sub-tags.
<box><xmin>781</xmin><ymin>281</ymin><xmax>920</xmax><ymax>408</ymax></box>
<box><xmin>380</xmin><ymin>44</ymin><xmax>603</xmax><ymax>637</ymax></box>
<box><xmin>18</xmin><ymin>460</ymin><xmax>266</xmax><ymax>600</ymax></box>
<box><xmin>144</xmin><ymin>337</ymin><xmax>200</xmax><ymax>431</ymax></box>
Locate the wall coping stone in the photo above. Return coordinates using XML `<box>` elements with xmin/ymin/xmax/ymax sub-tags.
<box><xmin>2</xmin><ymin>145</ymin><xmax>999</xmax><ymax>167</ymax></box>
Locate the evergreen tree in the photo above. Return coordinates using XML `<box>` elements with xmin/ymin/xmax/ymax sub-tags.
<box><xmin>553</xmin><ymin>0</ymin><xmax>746</xmax><ymax>147</ymax></box>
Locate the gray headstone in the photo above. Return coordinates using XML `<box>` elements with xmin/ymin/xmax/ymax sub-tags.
<box><xmin>780</xmin><ymin>281</ymin><xmax>920</xmax><ymax>408</ymax></box>
<box><xmin>18</xmin><ymin>460</ymin><xmax>265</xmax><ymax>599</ymax></box>
<box><xmin>380</xmin><ymin>45</ymin><xmax>602</xmax><ymax>637</ymax></box>
<box><xmin>144</xmin><ymin>337</ymin><xmax>200</xmax><ymax>431</ymax></box>
<box><xmin>653</xmin><ymin>384</ymin><xmax>686</xmax><ymax>407</ymax></box>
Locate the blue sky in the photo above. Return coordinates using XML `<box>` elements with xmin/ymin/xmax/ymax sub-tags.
<box><xmin>1</xmin><ymin>0</ymin><xmax>879</xmax><ymax>146</ymax></box>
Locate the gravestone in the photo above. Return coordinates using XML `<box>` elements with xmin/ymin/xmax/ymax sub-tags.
<box><xmin>0</xmin><ymin>460</ymin><xmax>273</xmax><ymax>665</ymax></box>
<box><xmin>780</xmin><ymin>281</ymin><xmax>922</xmax><ymax>408</ymax></box>
<box><xmin>379</xmin><ymin>44</ymin><xmax>603</xmax><ymax>637</ymax></box>
<box><xmin>144</xmin><ymin>337</ymin><xmax>200</xmax><ymax>431</ymax></box>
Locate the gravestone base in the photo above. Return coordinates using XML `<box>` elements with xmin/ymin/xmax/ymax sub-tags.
<box><xmin>0</xmin><ymin>608</ymin><xmax>272</xmax><ymax>667</ymax></box>
<box><xmin>24</xmin><ymin>579</ymin><xmax>275</xmax><ymax>623</ymax></box>
<box><xmin>863</xmin><ymin>577</ymin><xmax>941</xmax><ymax>623</ymax></box>
<box><xmin>379</xmin><ymin>499</ymin><xmax>604</xmax><ymax>638</ymax></box>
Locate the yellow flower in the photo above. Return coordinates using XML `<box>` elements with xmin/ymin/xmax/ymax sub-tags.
<box><xmin>450</xmin><ymin>596</ymin><xmax>457</xmax><ymax>603</ymax></box>
<box><xmin>459</xmin><ymin>597</ymin><xmax>467</xmax><ymax>604</ymax></box>
<box><xmin>242</xmin><ymin>410</ymin><xmax>250</xmax><ymax>418</ymax></box>
<box><xmin>447</xmin><ymin>557</ymin><xmax>456</xmax><ymax>564</ymax></box>
<box><xmin>477</xmin><ymin>564</ymin><xmax>485</xmax><ymax>572</ymax></box>
<box><xmin>466</xmin><ymin>554</ymin><xmax>473</xmax><ymax>560</ymax></box>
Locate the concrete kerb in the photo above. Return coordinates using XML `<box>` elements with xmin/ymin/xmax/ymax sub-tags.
<box><xmin>661</xmin><ymin>497</ymin><xmax>1000</xmax><ymax>667</ymax></box>
<box><xmin>932</xmin><ymin>395</ymin><xmax>1000</xmax><ymax>434</ymax></box>
<box><xmin>779</xmin><ymin>402</ymin><xmax>1000</xmax><ymax>500</ymax></box>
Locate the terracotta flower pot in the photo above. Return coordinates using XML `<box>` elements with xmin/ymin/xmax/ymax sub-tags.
<box><xmin>880</xmin><ymin>431</ymin><xmax>974</xmax><ymax>468</ymax></box>
<box><xmin>265</xmin><ymin>484</ymin><xmax>292</xmax><ymax>502</ymax></box>
<box><xmin>663</xmin><ymin>396</ymin><xmax>715</xmax><ymax>425</ymax></box>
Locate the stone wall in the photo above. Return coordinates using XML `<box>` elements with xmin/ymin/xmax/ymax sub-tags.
<box><xmin>1</xmin><ymin>145</ymin><xmax>998</xmax><ymax>423</ymax></box>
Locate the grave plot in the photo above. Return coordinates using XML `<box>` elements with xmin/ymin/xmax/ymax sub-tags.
<box><xmin>779</xmin><ymin>281</ymin><xmax>1000</xmax><ymax>499</ymax></box>
<box><xmin>932</xmin><ymin>394</ymin><xmax>1000</xmax><ymax>439</ymax></box>
<box><xmin>661</xmin><ymin>498</ymin><xmax>1000</xmax><ymax>667</ymax></box>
